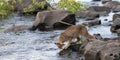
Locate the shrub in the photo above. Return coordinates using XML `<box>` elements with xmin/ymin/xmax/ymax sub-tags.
<box><xmin>58</xmin><ymin>0</ymin><xmax>87</xmax><ymax>14</ymax></box>
<box><xmin>0</xmin><ymin>0</ymin><xmax>14</xmax><ymax>18</ymax></box>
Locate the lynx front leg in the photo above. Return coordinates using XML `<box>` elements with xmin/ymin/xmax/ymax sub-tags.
<box><xmin>63</xmin><ymin>40</ymin><xmax>71</xmax><ymax>49</ymax></box>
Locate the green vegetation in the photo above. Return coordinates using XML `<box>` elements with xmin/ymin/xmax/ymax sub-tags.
<box><xmin>23</xmin><ymin>0</ymin><xmax>46</xmax><ymax>13</ymax></box>
<box><xmin>0</xmin><ymin>0</ymin><xmax>87</xmax><ymax>18</ymax></box>
<box><xmin>58</xmin><ymin>0</ymin><xmax>87</xmax><ymax>14</ymax></box>
<box><xmin>0</xmin><ymin>0</ymin><xmax>14</xmax><ymax>18</ymax></box>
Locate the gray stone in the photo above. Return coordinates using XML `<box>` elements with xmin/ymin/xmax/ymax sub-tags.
<box><xmin>111</xmin><ymin>18</ymin><xmax>120</xmax><ymax>32</ymax></box>
<box><xmin>76</xmin><ymin>10</ymin><xmax>99</xmax><ymax>20</ymax></box>
<box><xmin>82</xmin><ymin>19</ymin><xmax>101</xmax><ymax>26</ymax></box>
<box><xmin>102</xmin><ymin>0</ymin><xmax>112</xmax><ymax>4</ymax></box>
<box><xmin>30</xmin><ymin>10</ymin><xmax>76</xmax><ymax>31</ymax></box>
<box><xmin>100</xmin><ymin>40</ymin><xmax>120</xmax><ymax>60</ymax></box>
<box><xmin>104</xmin><ymin>1</ymin><xmax>120</xmax><ymax>12</ymax></box>
<box><xmin>88</xmin><ymin>6</ymin><xmax>110</xmax><ymax>15</ymax></box>
<box><xmin>113</xmin><ymin>14</ymin><xmax>120</xmax><ymax>21</ymax></box>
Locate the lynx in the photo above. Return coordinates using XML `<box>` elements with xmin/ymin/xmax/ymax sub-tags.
<box><xmin>55</xmin><ymin>24</ymin><xmax>95</xmax><ymax>49</ymax></box>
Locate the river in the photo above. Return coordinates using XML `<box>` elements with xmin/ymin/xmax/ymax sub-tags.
<box><xmin>0</xmin><ymin>0</ymin><xmax>119</xmax><ymax>60</ymax></box>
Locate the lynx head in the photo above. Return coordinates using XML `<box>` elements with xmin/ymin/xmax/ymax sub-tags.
<box><xmin>55</xmin><ymin>43</ymin><xmax>64</xmax><ymax>49</ymax></box>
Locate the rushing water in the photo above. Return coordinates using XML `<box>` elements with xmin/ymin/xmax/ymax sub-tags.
<box><xmin>0</xmin><ymin>1</ymin><xmax>119</xmax><ymax>60</ymax></box>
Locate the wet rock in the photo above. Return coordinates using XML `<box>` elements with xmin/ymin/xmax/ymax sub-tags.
<box><xmin>110</xmin><ymin>18</ymin><xmax>120</xmax><ymax>32</ymax></box>
<box><xmin>104</xmin><ymin>1</ymin><xmax>120</xmax><ymax>8</ymax></box>
<box><xmin>83</xmin><ymin>41</ymin><xmax>107</xmax><ymax>60</ymax></box>
<box><xmin>101</xmin><ymin>0</ymin><xmax>112</xmax><ymax>4</ymax></box>
<box><xmin>83</xmin><ymin>40</ymin><xmax>120</xmax><ymax>60</ymax></box>
<box><xmin>92</xmin><ymin>0</ymin><xmax>101</xmax><ymax>1</ymax></box>
<box><xmin>113</xmin><ymin>14</ymin><xmax>120</xmax><ymax>21</ymax></box>
<box><xmin>112</xmin><ymin>5</ymin><xmax>120</xmax><ymax>12</ymax></box>
<box><xmin>103</xmin><ymin>37</ymin><xmax>120</xmax><ymax>41</ymax></box>
<box><xmin>8</xmin><ymin>0</ymin><xmax>52</xmax><ymax>14</ymax></box>
<box><xmin>88</xmin><ymin>6</ymin><xmax>110</xmax><ymax>16</ymax></box>
<box><xmin>76</xmin><ymin>10</ymin><xmax>88</xmax><ymax>18</ymax></box>
<box><xmin>30</xmin><ymin>10</ymin><xmax>76</xmax><ymax>31</ymax></box>
<box><xmin>100</xmin><ymin>42</ymin><xmax>120</xmax><ymax>60</ymax></box>
<box><xmin>4</xmin><ymin>25</ymin><xmax>32</xmax><ymax>33</ymax></box>
<box><xmin>94</xmin><ymin>33</ymin><xmax>103</xmax><ymax>40</ymax></box>
<box><xmin>116</xmin><ymin>29</ymin><xmax>120</xmax><ymax>36</ymax></box>
<box><xmin>82</xmin><ymin>19</ymin><xmax>101</xmax><ymax>26</ymax></box>
<box><xmin>103</xmin><ymin>1</ymin><xmax>120</xmax><ymax>12</ymax></box>
<box><xmin>76</xmin><ymin>10</ymin><xmax>99</xmax><ymax>20</ymax></box>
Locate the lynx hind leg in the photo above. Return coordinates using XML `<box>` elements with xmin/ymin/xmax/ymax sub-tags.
<box><xmin>63</xmin><ymin>40</ymin><xmax>71</xmax><ymax>49</ymax></box>
<box><xmin>81</xmin><ymin>26</ymin><xmax>95</xmax><ymax>41</ymax></box>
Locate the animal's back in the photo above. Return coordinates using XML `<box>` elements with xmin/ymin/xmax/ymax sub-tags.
<box><xmin>63</xmin><ymin>24</ymin><xmax>84</xmax><ymax>38</ymax></box>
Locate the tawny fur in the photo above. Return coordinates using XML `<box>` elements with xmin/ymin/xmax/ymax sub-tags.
<box><xmin>55</xmin><ymin>24</ymin><xmax>95</xmax><ymax>49</ymax></box>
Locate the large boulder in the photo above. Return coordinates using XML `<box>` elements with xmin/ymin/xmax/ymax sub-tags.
<box><xmin>99</xmin><ymin>40</ymin><xmax>120</xmax><ymax>60</ymax></box>
<box><xmin>103</xmin><ymin>1</ymin><xmax>120</xmax><ymax>12</ymax></box>
<box><xmin>30</xmin><ymin>10</ymin><xmax>76</xmax><ymax>31</ymax></box>
<box><xmin>83</xmin><ymin>40</ymin><xmax>120</xmax><ymax>60</ymax></box>
<box><xmin>83</xmin><ymin>41</ymin><xmax>107</xmax><ymax>60</ymax></box>
<box><xmin>8</xmin><ymin>0</ymin><xmax>52</xmax><ymax>14</ymax></box>
<box><xmin>88</xmin><ymin>6</ymin><xmax>111</xmax><ymax>16</ymax></box>
<box><xmin>110</xmin><ymin>18</ymin><xmax>120</xmax><ymax>32</ymax></box>
<box><xmin>76</xmin><ymin>10</ymin><xmax>99</xmax><ymax>20</ymax></box>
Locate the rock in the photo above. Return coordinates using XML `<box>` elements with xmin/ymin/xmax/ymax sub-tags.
<box><xmin>104</xmin><ymin>1</ymin><xmax>120</xmax><ymax>8</ymax></box>
<box><xmin>82</xmin><ymin>19</ymin><xmax>101</xmax><ymax>26</ymax></box>
<box><xmin>58</xmin><ymin>37</ymin><xmax>120</xmax><ymax>60</ymax></box>
<box><xmin>4</xmin><ymin>25</ymin><xmax>32</xmax><ymax>33</ymax></box>
<box><xmin>103</xmin><ymin>37</ymin><xmax>120</xmax><ymax>41</ymax></box>
<box><xmin>76</xmin><ymin>10</ymin><xmax>99</xmax><ymax>20</ymax></box>
<box><xmin>103</xmin><ymin>1</ymin><xmax>120</xmax><ymax>12</ymax></box>
<box><xmin>88</xmin><ymin>6</ymin><xmax>110</xmax><ymax>16</ymax></box>
<box><xmin>94</xmin><ymin>33</ymin><xmax>103</xmax><ymax>40</ymax></box>
<box><xmin>92</xmin><ymin>0</ymin><xmax>101</xmax><ymax>1</ymax></box>
<box><xmin>8</xmin><ymin>0</ymin><xmax>52</xmax><ymax>14</ymax></box>
<box><xmin>83</xmin><ymin>40</ymin><xmax>120</xmax><ymax>60</ymax></box>
<box><xmin>30</xmin><ymin>10</ymin><xmax>76</xmax><ymax>31</ymax></box>
<box><xmin>99</xmin><ymin>40</ymin><xmax>120</xmax><ymax>60</ymax></box>
<box><xmin>112</xmin><ymin>5</ymin><xmax>120</xmax><ymax>12</ymax></box>
<box><xmin>110</xmin><ymin>18</ymin><xmax>120</xmax><ymax>32</ymax></box>
<box><xmin>113</xmin><ymin>14</ymin><xmax>120</xmax><ymax>21</ymax></box>
<box><xmin>116</xmin><ymin>29</ymin><xmax>120</xmax><ymax>36</ymax></box>
<box><xmin>83</xmin><ymin>41</ymin><xmax>107</xmax><ymax>60</ymax></box>
<box><xmin>76</xmin><ymin>10</ymin><xmax>88</xmax><ymax>18</ymax></box>
<box><xmin>101</xmin><ymin>0</ymin><xmax>112</xmax><ymax>4</ymax></box>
